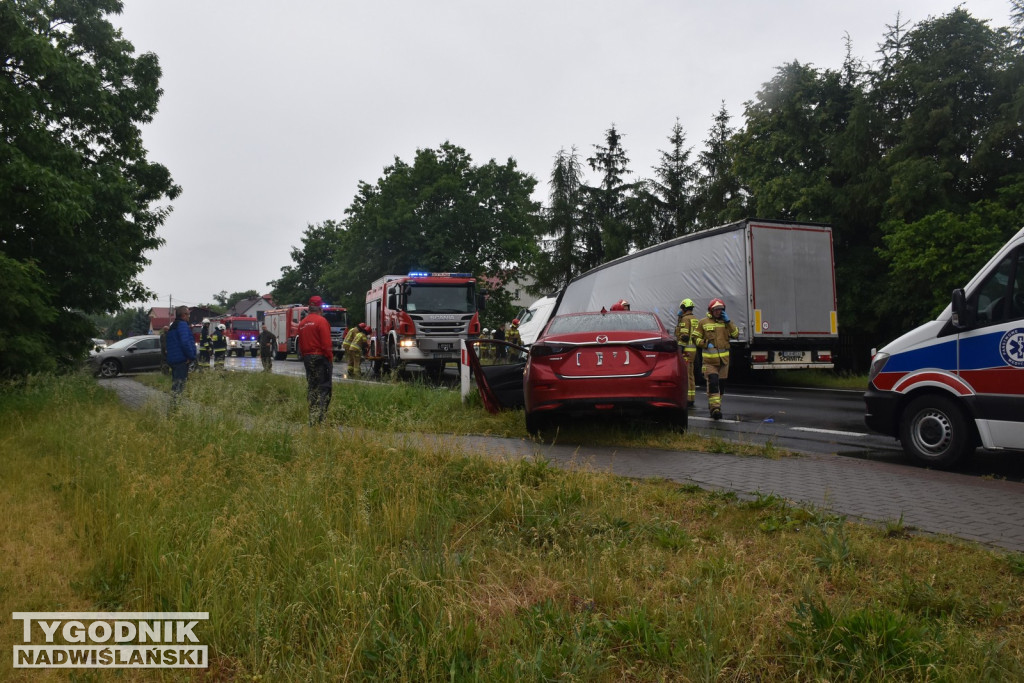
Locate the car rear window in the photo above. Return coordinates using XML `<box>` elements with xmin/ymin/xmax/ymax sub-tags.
<box><xmin>545</xmin><ymin>312</ymin><xmax>661</xmax><ymax>335</ymax></box>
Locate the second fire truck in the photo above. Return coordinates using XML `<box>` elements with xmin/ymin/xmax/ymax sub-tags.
<box><xmin>264</xmin><ymin>303</ymin><xmax>348</xmax><ymax>360</ymax></box>
<box><xmin>365</xmin><ymin>272</ymin><xmax>483</xmax><ymax>375</ymax></box>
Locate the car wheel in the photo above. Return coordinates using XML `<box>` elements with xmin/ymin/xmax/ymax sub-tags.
<box><xmin>98</xmin><ymin>359</ymin><xmax>120</xmax><ymax>378</ymax></box>
<box><xmin>665</xmin><ymin>407</ymin><xmax>688</xmax><ymax>433</ymax></box>
<box><xmin>250</xmin><ymin>349</ymin><xmax>258</xmax><ymax>357</ymax></box>
<box><xmin>899</xmin><ymin>394</ymin><xmax>973</xmax><ymax>468</ymax></box>
<box><xmin>525</xmin><ymin>411</ymin><xmax>549</xmax><ymax>437</ymax></box>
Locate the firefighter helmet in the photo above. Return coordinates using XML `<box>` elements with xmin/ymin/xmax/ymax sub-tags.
<box><xmin>358</xmin><ymin>322</ymin><xmax>369</xmax><ymax>333</ymax></box>
<box><xmin>680</xmin><ymin>298</ymin><xmax>694</xmax><ymax>309</ymax></box>
<box><xmin>708</xmin><ymin>298</ymin><xmax>726</xmax><ymax>311</ymax></box>
<box><xmin>511</xmin><ymin>319</ymin><xmax>520</xmax><ymax>327</ymax></box>
<box><xmin>217</xmin><ymin>323</ymin><xmax>226</xmax><ymax>331</ymax></box>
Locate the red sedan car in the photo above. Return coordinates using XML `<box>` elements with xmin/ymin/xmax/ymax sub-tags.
<box><xmin>524</xmin><ymin>310</ymin><xmax>687</xmax><ymax>434</ymax></box>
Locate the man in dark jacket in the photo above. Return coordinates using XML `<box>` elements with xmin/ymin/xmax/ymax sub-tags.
<box><xmin>165</xmin><ymin>306</ymin><xmax>197</xmax><ymax>410</ymax></box>
<box><xmin>258</xmin><ymin>324</ymin><xmax>277</xmax><ymax>372</ymax></box>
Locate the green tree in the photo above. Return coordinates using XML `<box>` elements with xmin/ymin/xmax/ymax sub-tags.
<box><xmin>874</xmin><ymin>9</ymin><xmax>1024</xmax><ymax>328</ymax></box>
<box><xmin>646</xmin><ymin>119</ymin><xmax>699</xmax><ymax>244</ymax></box>
<box><xmin>530</xmin><ymin>147</ymin><xmax>585</xmax><ymax>293</ymax></box>
<box><xmin>270</xmin><ymin>220</ymin><xmax>345</xmax><ymax>306</ymax></box>
<box><xmin>329</xmin><ymin>143</ymin><xmax>540</xmax><ymax>309</ymax></box>
<box><xmin>694</xmin><ymin>103</ymin><xmax>745</xmax><ymax>230</ymax></box>
<box><xmin>0</xmin><ymin>253</ymin><xmax>58</xmax><ymax>377</ymax></box>
<box><xmin>585</xmin><ymin>124</ymin><xmax>633</xmax><ymax>260</ymax></box>
<box><xmin>0</xmin><ymin>0</ymin><xmax>180</xmax><ymax>370</ymax></box>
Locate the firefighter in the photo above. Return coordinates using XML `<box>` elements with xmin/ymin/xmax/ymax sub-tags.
<box><xmin>674</xmin><ymin>298</ymin><xmax>699</xmax><ymax>408</ymax></box>
<box><xmin>341</xmin><ymin>323</ymin><xmax>359</xmax><ymax>369</ymax></box>
<box><xmin>609</xmin><ymin>299</ymin><xmax>631</xmax><ymax>311</ymax></box>
<box><xmin>346</xmin><ymin>323</ymin><xmax>369</xmax><ymax>378</ymax></box>
<box><xmin>258</xmin><ymin>323</ymin><xmax>277</xmax><ymax>372</ymax></box>
<box><xmin>211</xmin><ymin>323</ymin><xmax>228</xmax><ymax>369</ymax></box>
<box><xmin>199</xmin><ymin>319</ymin><xmax>211</xmax><ymax>365</ymax></box>
<box><xmin>506</xmin><ymin>319</ymin><xmax>521</xmax><ymax>346</ymax></box>
<box><xmin>693</xmin><ymin>298</ymin><xmax>738</xmax><ymax>420</ymax></box>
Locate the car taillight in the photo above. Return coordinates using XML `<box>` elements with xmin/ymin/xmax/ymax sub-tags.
<box><xmin>530</xmin><ymin>344</ymin><xmax>570</xmax><ymax>358</ymax></box>
<box><xmin>751</xmin><ymin>351</ymin><xmax>769</xmax><ymax>363</ymax></box>
<box><xmin>631</xmin><ymin>339</ymin><xmax>678</xmax><ymax>353</ymax></box>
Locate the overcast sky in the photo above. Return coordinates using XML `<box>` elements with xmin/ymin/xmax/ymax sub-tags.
<box><xmin>112</xmin><ymin>0</ymin><xmax>1015</xmax><ymax>310</ymax></box>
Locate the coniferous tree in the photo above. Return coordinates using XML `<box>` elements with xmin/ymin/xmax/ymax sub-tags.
<box><xmin>531</xmin><ymin>147</ymin><xmax>585</xmax><ymax>292</ymax></box>
<box><xmin>694</xmin><ymin>104</ymin><xmax>745</xmax><ymax>230</ymax></box>
<box><xmin>647</xmin><ymin>119</ymin><xmax>699</xmax><ymax>243</ymax></box>
<box><xmin>585</xmin><ymin>125</ymin><xmax>634</xmax><ymax>260</ymax></box>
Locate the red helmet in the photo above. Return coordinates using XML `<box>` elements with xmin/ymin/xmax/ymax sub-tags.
<box><xmin>610</xmin><ymin>299</ymin><xmax>630</xmax><ymax>311</ymax></box>
<box><xmin>358</xmin><ymin>322</ymin><xmax>369</xmax><ymax>333</ymax></box>
<box><xmin>511</xmin><ymin>318</ymin><xmax>520</xmax><ymax>326</ymax></box>
<box><xmin>708</xmin><ymin>298</ymin><xmax>726</xmax><ymax>311</ymax></box>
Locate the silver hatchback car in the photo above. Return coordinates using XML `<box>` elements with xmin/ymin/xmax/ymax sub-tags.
<box><xmin>89</xmin><ymin>335</ymin><xmax>163</xmax><ymax>378</ymax></box>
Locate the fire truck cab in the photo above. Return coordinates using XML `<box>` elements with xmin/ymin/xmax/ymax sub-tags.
<box><xmin>365</xmin><ymin>272</ymin><xmax>482</xmax><ymax>375</ymax></box>
<box><xmin>219</xmin><ymin>316</ymin><xmax>261</xmax><ymax>357</ymax></box>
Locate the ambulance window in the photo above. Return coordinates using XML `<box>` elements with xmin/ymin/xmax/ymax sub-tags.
<box><xmin>1011</xmin><ymin>249</ymin><xmax>1024</xmax><ymax>319</ymax></box>
<box><xmin>974</xmin><ymin>252</ymin><xmax>1015</xmax><ymax>325</ymax></box>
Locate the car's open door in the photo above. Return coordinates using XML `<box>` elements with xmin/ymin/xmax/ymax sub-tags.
<box><xmin>464</xmin><ymin>339</ymin><xmax>528</xmax><ymax>412</ymax></box>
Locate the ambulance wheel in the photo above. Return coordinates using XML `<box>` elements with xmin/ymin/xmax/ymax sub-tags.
<box><xmin>899</xmin><ymin>394</ymin><xmax>972</xmax><ymax>469</ymax></box>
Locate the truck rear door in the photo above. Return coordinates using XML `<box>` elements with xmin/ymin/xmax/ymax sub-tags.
<box><xmin>749</xmin><ymin>223</ymin><xmax>837</xmax><ymax>340</ymax></box>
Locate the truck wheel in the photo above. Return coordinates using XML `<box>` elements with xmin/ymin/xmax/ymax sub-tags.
<box><xmin>899</xmin><ymin>394</ymin><xmax>973</xmax><ymax>468</ymax></box>
<box><xmin>387</xmin><ymin>340</ymin><xmax>401</xmax><ymax>372</ymax></box>
<box><xmin>275</xmin><ymin>350</ymin><xmax>286</xmax><ymax>361</ymax></box>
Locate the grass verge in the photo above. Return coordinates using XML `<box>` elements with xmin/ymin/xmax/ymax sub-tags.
<box><xmin>1</xmin><ymin>374</ymin><xmax>1023</xmax><ymax>680</ymax></box>
<box><xmin>136</xmin><ymin>368</ymin><xmax>782</xmax><ymax>458</ymax></box>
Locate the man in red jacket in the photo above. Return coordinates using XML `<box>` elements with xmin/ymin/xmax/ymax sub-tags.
<box><xmin>298</xmin><ymin>295</ymin><xmax>334</xmax><ymax>425</ymax></box>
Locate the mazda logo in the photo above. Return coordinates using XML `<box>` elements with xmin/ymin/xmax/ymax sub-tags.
<box><xmin>596</xmin><ymin>335</ymin><xmax>608</xmax><ymax>344</ymax></box>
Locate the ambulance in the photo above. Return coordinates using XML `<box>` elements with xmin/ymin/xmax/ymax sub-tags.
<box><xmin>865</xmin><ymin>226</ymin><xmax>1024</xmax><ymax>467</ymax></box>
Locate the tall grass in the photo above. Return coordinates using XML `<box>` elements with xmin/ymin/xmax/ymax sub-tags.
<box><xmin>2</xmin><ymin>375</ymin><xmax>1022</xmax><ymax>680</ymax></box>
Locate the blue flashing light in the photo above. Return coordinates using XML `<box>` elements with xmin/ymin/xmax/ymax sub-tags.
<box><xmin>408</xmin><ymin>271</ymin><xmax>473</xmax><ymax>278</ymax></box>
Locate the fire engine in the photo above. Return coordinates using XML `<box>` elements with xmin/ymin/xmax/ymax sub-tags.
<box><xmin>365</xmin><ymin>272</ymin><xmax>483</xmax><ymax>375</ymax></box>
<box><xmin>219</xmin><ymin>316</ymin><xmax>261</xmax><ymax>357</ymax></box>
<box><xmin>264</xmin><ymin>303</ymin><xmax>348</xmax><ymax>360</ymax></box>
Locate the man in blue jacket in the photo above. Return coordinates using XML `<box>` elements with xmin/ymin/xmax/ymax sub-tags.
<box><xmin>165</xmin><ymin>305</ymin><xmax>197</xmax><ymax>409</ymax></box>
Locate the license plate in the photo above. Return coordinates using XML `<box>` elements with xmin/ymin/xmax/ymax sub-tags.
<box><xmin>438</xmin><ymin>343</ymin><xmax>452</xmax><ymax>351</ymax></box>
<box><xmin>779</xmin><ymin>351</ymin><xmax>805</xmax><ymax>361</ymax></box>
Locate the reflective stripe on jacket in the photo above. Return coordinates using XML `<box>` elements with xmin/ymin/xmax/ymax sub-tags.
<box><xmin>342</xmin><ymin>327</ymin><xmax>358</xmax><ymax>351</ymax></box>
<box><xmin>675</xmin><ymin>313</ymin><xmax>698</xmax><ymax>353</ymax></box>
<box><xmin>693</xmin><ymin>315</ymin><xmax>738</xmax><ymax>363</ymax></box>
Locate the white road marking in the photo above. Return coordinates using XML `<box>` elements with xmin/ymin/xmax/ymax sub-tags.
<box><xmin>727</xmin><ymin>393</ymin><xmax>791</xmax><ymax>401</ymax></box>
<box><xmin>791</xmin><ymin>427</ymin><xmax>866</xmax><ymax>437</ymax></box>
<box><xmin>689</xmin><ymin>416</ymin><xmax>740</xmax><ymax>424</ymax></box>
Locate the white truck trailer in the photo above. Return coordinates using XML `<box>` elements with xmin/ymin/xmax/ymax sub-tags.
<box><xmin>554</xmin><ymin>218</ymin><xmax>839</xmax><ymax>372</ymax></box>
